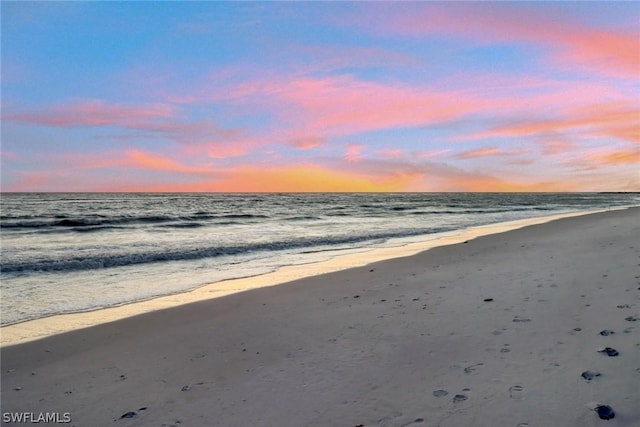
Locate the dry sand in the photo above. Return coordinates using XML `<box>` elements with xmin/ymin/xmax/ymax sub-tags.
<box><xmin>1</xmin><ymin>207</ymin><xmax>639</xmax><ymax>426</ymax></box>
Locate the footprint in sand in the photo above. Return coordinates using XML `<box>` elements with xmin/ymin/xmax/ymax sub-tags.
<box><xmin>595</xmin><ymin>405</ymin><xmax>615</xmax><ymax>420</ymax></box>
<box><xmin>464</xmin><ymin>363</ymin><xmax>484</xmax><ymax>374</ymax></box>
<box><xmin>119</xmin><ymin>411</ymin><xmax>137</xmax><ymax>419</ymax></box>
<box><xmin>581</xmin><ymin>370</ymin><xmax>601</xmax><ymax>382</ymax></box>
<box><xmin>598</xmin><ymin>347</ymin><xmax>619</xmax><ymax>357</ymax></box>
<box><xmin>399</xmin><ymin>418</ymin><xmax>425</xmax><ymax>426</ymax></box>
<box><xmin>599</xmin><ymin>329</ymin><xmax>615</xmax><ymax>336</ymax></box>
<box><xmin>512</xmin><ymin>317</ymin><xmax>531</xmax><ymax>323</ymax></box>
<box><xmin>509</xmin><ymin>385</ymin><xmax>524</xmax><ymax>400</ymax></box>
<box><xmin>452</xmin><ymin>394</ymin><xmax>468</xmax><ymax>403</ymax></box>
<box><xmin>432</xmin><ymin>389</ymin><xmax>448</xmax><ymax>397</ymax></box>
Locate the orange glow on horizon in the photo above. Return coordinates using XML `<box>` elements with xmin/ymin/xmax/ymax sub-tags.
<box><xmin>206</xmin><ymin>165</ymin><xmax>419</xmax><ymax>192</ymax></box>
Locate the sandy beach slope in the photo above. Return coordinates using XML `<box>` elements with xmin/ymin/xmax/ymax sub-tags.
<box><xmin>2</xmin><ymin>207</ymin><xmax>639</xmax><ymax>426</ymax></box>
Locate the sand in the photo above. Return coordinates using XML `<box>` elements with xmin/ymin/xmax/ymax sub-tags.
<box><xmin>1</xmin><ymin>207</ymin><xmax>639</xmax><ymax>426</ymax></box>
<box><xmin>0</xmin><ymin>208</ymin><xmax>624</xmax><ymax>347</ymax></box>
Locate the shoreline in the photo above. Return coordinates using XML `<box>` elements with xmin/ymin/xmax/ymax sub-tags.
<box><xmin>0</xmin><ymin>206</ymin><xmax>631</xmax><ymax>347</ymax></box>
<box><xmin>2</xmin><ymin>207</ymin><xmax>639</xmax><ymax>426</ymax></box>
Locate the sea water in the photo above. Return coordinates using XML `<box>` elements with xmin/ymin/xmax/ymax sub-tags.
<box><xmin>1</xmin><ymin>192</ymin><xmax>638</xmax><ymax>325</ymax></box>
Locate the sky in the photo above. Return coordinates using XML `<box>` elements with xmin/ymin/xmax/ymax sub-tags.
<box><xmin>1</xmin><ymin>1</ymin><xmax>639</xmax><ymax>192</ymax></box>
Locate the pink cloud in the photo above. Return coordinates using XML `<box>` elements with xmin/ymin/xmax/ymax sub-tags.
<box><xmin>232</xmin><ymin>75</ymin><xmax>485</xmax><ymax>139</ymax></box>
<box><xmin>370</xmin><ymin>3</ymin><xmax>639</xmax><ymax>78</ymax></box>
<box><xmin>456</xmin><ymin>146</ymin><xmax>529</xmax><ymax>159</ymax></box>
<box><xmin>6</xmin><ymin>145</ymin><xmax>629</xmax><ymax>192</ymax></box>
<box><xmin>5</xmin><ymin>99</ymin><xmax>249</xmax><ymax>145</ymax></box>
<box><xmin>206</xmin><ymin>143</ymin><xmax>250</xmax><ymax>159</ymax></box>
<box><xmin>1</xmin><ymin>149</ymin><xmax>221</xmax><ymax>192</ymax></box>
<box><xmin>413</xmin><ymin>149</ymin><xmax>452</xmax><ymax>159</ymax></box>
<box><xmin>6</xmin><ymin>99</ymin><xmax>175</xmax><ymax>127</ymax></box>
<box><xmin>282</xmin><ymin>44</ymin><xmax>415</xmax><ymax>75</ymax></box>
<box><xmin>539</xmin><ymin>139</ymin><xmax>576</xmax><ymax>156</ymax></box>
<box><xmin>450</xmin><ymin>99</ymin><xmax>639</xmax><ymax>165</ymax></box>
<box><xmin>3</xmin><ymin>172</ymin><xmax>49</xmax><ymax>192</ymax></box>
<box><xmin>328</xmin><ymin>156</ymin><xmax>575</xmax><ymax>192</ymax></box>
<box><xmin>456</xmin><ymin>147</ymin><xmax>502</xmax><ymax>159</ymax></box>
<box><xmin>288</xmin><ymin>136</ymin><xmax>325</xmax><ymax>150</ymax></box>
<box><xmin>4</xmin><ymin>150</ymin><xmax>132</xmax><ymax>174</ymax></box>
<box><xmin>125</xmin><ymin>149</ymin><xmax>214</xmax><ymax>175</ymax></box>
<box><xmin>377</xmin><ymin>149</ymin><xmax>404</xmax><ymax>159</ymax></box>
<box><xmin>226</xmin><ymin>71</ymin><xmax>633</xmax><ymax>153</ymax></box>
<box><xmin>2</xmin><ymin>166</ymin><xmax>124</xmax><ymax>192</ymax></box>
<box><xmin>484</xmin><ymin>101</ymin><xmax>640</xmax><ymax>144</ymax></box>
<box><xmin>585</xmin><ymin>148</ymin><xmax>640</xmax><ymax>168</ymax></box>
<box><xmin>0</xmin><ymin>150</ymin><xmax>19</xmax><ymax>161</ymax></box>
<box><xmin>345</xmin><ymin>143</ymin><xmax>365</xmax><ymax>163</ymax></box>
<box><xmin>283</xmin><ymin>77</ymin><xmax>472</xmax><ymax>133</ymax></box>
<box><xmin>4</xmin><ymin>99</ymin><xmax>267</xmax><ymax>158</ymax></box>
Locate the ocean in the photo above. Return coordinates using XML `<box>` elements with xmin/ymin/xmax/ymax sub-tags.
<box><xmin>1</xmin><ymin>192</ymin><xmax>638</xmax><ymax>326</ymax></box>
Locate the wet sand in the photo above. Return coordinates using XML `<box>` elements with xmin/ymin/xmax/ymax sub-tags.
<box><xmin>2</xmin><ymin>207</ymin><xmax>639</xmax><ymax>426</ymax></box>
<box><xmin>1</xmin><ymin>209</ymin><xmax>624</xmax><ymax>347</ymax></box>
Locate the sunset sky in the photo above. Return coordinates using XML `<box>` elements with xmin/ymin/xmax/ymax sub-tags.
<box><xmin>2</xmin><ymin>1</ymin><xmax>639</xmax><ymax>192</ymax></box>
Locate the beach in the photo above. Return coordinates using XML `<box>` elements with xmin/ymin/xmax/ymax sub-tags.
<box><xmin>1</xmin><ymin>207</ymin><xmax>639</xmax><ymax>426</ymax></box>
